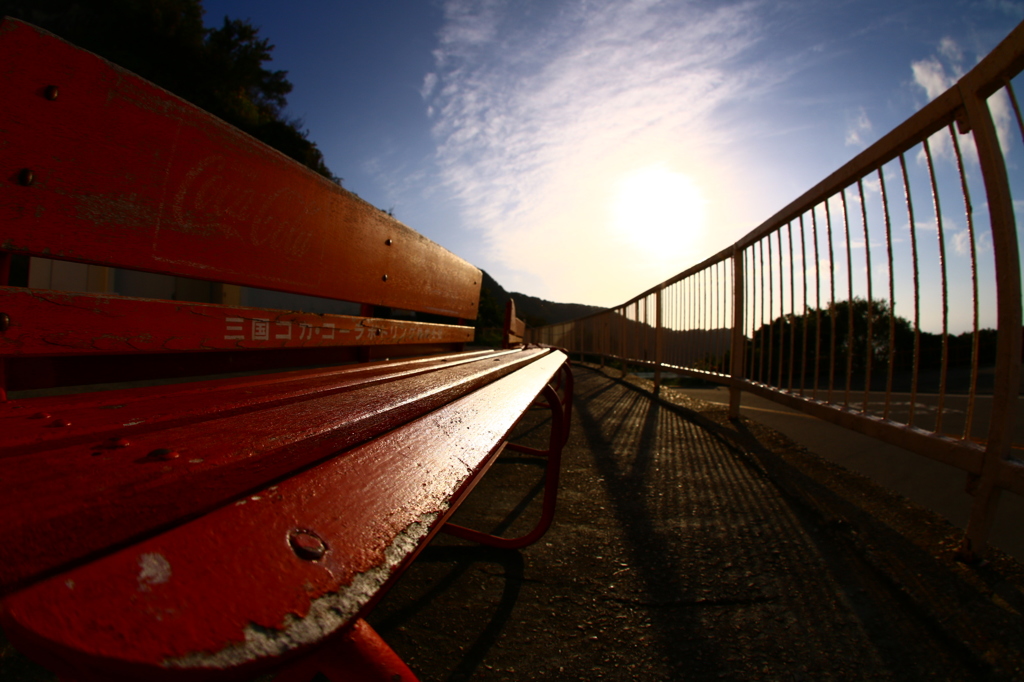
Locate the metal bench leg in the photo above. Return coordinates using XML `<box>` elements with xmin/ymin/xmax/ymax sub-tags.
<box><xmin>441</xmin><ymin>379</ymin><xmax>569</xmax><ymax>549</ymax></box>
<box><xmin>272</xmin><ymin>618</ymin><xmax>418</xmax><ymax>682</ymax></box>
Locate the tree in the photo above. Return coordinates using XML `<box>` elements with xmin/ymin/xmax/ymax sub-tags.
<box><xmin>749</xmin><ymin>298</ymin><xmax>915</xmax><ymax>388</ymax></box>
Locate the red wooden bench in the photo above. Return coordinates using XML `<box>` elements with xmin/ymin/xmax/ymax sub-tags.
<box><xmin>0</xmin><ymin>18</ymin><xmax>570</xmax><ymax>681</ymax></box>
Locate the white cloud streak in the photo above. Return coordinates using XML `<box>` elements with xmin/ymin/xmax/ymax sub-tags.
<box><xmin>424</xmin><ymin>0</ymin><xmax>770</xmax><ymax>304</ymax></box>
<box><xmin>845</xmin><ymin>107</ymin><xmax>873</xmax><ymax>147</ymax></box>
<box><xmin>911</xmin><ymin>37</ymin><xmax>1012</xmax><ymax>163</ymax></box>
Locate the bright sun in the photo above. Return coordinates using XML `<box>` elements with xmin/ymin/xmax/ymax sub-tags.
<box><xmin>610</xmin><ymin>165</ymin><xmax>706</xmax><ymax>257</ymax></box>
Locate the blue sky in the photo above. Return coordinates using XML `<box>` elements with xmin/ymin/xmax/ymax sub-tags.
<box><xmin>202</xmin><ymin>0</ymin><xmax>1021</xmax><ymax>308</ymax></box>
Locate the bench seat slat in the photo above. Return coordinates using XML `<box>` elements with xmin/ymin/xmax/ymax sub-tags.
<box><xmin>2</xmin><ymin>349</ymin><xmax>511</xmax><ymax>452</ymax></box>
<box><xmin>0</xmin><ymin>19</ymin><xmax>480</xmax><ymax>319</ymax></box>
<box><xmin>0</xmin><ymin>287</ymin><xmax>473</xmax><ymax>356</ymax></box>
<box><xmin>1</xmin><ymin>348</ymin><xmax>503</xmax><ymax>438</ymax></box>
<box><xmin>0</xmin><ymin>351</ymin><xmax>568</xmax><ymax>677</ymax></box>
<box><xmin>0</xmin><ymin>349</ymin><xmax>552</xmax><ymax>592</ymax></box>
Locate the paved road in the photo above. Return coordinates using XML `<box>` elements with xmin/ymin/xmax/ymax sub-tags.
<box><xmin>670</xmin><ymin>385</ymin><xmax>1024</xmax><ymax>560</ymax></box>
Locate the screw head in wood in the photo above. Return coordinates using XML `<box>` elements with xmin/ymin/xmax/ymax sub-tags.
<box><xmin>44</xmin><ymin>85</ymin><xmax>59</xmax><ymax>101</ymax></box>
<box><xmin>0</xmin><ymin>313</ymin><xmax>9</xmax><ymax>332</ymax></box>
<box><xmin>385</xmin><ymin>238</ymin><xmax>393</xmax><ymax>246</ymax></box>
<box><xmin>289</xmin><ymin>530</ymin><xmax>327</xmax><ymax>561</ymax></box>
<box><xmin>18</xmin><ymin>169</ymin><xmax>34</xmax><ymax>186</ymax></box>
<box><xmin>382</xmin><ymin>274</ymin><xmax>388</xmax><ymax>282</ymax></box>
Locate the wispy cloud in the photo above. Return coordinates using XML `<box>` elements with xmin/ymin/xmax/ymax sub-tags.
<box><xmin>845</xmin><ymin>107</ymin><xmax>873</xmax><ymax>147</ymax></box>
<box><xmin>423</xmin><ymin>0</ymin><xmax>771</xmax><ymax>304</ymax></box>
<box><xmin>911</xmin><ymin>36</ymin><xmax>1012</xmax><ymax>162</ymax></box>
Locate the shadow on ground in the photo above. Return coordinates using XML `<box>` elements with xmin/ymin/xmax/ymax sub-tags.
<box><xmin>369</xmin><ymin>365</ymin><xmax>1024</xmax><ymax>680</ymax></box>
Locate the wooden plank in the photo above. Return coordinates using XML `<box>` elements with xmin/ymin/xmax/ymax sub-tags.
<box><xmin>503</xmin><ymin>300</ymin><xmax>526</xmax><ymax>348</ymax></box>
<box><xmin>0</xmin><ymin>351</ymin><xmax>567</xmax><ymax>678</ymax></box>
<box><xmin>1</xmin><ymin>349</ymin><xmax>509</xmax><ymax>451</ymax></box>
<box><xmin>4</xmin><ymin>342</ymin><xmax>473</xmax><ymax>391</ymax></box>
<box><xmin>0</xmin><ymin>287</ymin><xmax>473</xmax><ymax>356</ymax></box>
<box><xmin>0</xmin><ymin>349</ymin><xmax>552</xmax><ymax>592</ymax></box>
<box><xmin>0</xmin><ymin>19</ymin><xmax>480</xmax><ymax>319</ymax></box>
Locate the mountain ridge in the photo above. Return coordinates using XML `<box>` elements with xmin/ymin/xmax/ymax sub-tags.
<box><xmin>475</xmin><ymin>270</ymin><xmax>603</xmax><ymax>339</ymax></box>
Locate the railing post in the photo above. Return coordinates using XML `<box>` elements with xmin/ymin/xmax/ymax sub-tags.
<box><xmin>654</xmin><ymin>288</ymin><xmax>663</xmax><ymax>393</ymax></box>
<box><xmin>958</xmin><ymin>82</ymin><xmax>1022</xmax><ymax>559</ymax></box>
<box><xmin>729</xmin><ymin>247</ymin><xmax>746</xmax><ymax>420</ymax></box>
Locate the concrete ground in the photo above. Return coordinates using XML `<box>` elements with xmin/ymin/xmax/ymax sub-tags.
<box><xmin>2</xmin><ymin>364</ymin><xmax>1023</xmax><ymax>680</ymax></box>
<box><xmin>667</xmin><ymin>383</ymin><xmax>1024</xmax><ymax>561</ymax></box>
<box><xmin>370</xmin><ymin>364</ymin><xmax>1024</xmax><ymax>680</ymax></box>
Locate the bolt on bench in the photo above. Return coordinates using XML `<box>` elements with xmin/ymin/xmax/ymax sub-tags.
<box><xmin>0</xmin><ymin>18</ymin><xmax>571</xmax><ymax>682</ymax></box>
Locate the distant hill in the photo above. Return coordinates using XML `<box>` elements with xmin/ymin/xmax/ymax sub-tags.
<box><xmin>477</xmin><ymin>271</ymin><xmax>603</xmax><ymax>330</ymax></box>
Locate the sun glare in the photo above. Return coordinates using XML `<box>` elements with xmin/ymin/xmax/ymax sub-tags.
<box><xmin>610</xmin><ymin>166</ymin><xmax>706</xmax><ymax>258</ymax></box>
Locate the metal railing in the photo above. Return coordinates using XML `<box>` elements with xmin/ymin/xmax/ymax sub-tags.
<box><xmin>530</xmin><ymin>21</ymin><xmax>1024</xmax><ymax>557</ymax></box>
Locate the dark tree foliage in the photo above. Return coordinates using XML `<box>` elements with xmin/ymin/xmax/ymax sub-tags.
<box><xmin>748</xmin><ymin>297</ymin><xmax>998</xmax><ymax>392</ymax></box>
<box><xmin>0</xmin><ymin>0</ymin><xmax>338</xmax><ymax>181</ymax></box>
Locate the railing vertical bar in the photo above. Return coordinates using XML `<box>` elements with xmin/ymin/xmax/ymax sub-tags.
<box><xmin>709</xmin><ymin>263</ymin><xmax>716</xmax><ymax>372</ymax></box>
<box><xmin>759</xmin><ymin>238</ymin><xmax>767</xmax><ymax>383</ymax></box>
<box><xmin>813</xmin><ymin>207</ymin><xmax>822</xmax><ymax>400</ymax></box>
<box><xmin>725</xmin><ymin>259</ymin><xmax>731</xmax><ymax>373</ymax></box>
<box><xmin>681</xmin><ymin>277</ymin><xmax>688</xmax><ymax>369</ymax></box>
<box><xmin>708</xmin><ymin>263</ymin><xmax>715</xmax><ymax>371</ymax></box>
<box><xmin>730</xmin><ymin>247</ymin><xmax>745</xmax><ymax>419</ymax></box>
<box><xmin>767</xmin><ymin>235</ymin><xmax>775</xmax><ymax>386</ymax></box>
<box><xmin>858</xmin><ymin>178</ymin><xmax>874</xmax><ymax>413</ymax></box>
<box><xmin>706</xmin><ymin>265</ymin><xmax>711</xmax><ymax>370</ymax></box>
<box><xmin>788</xmin><ymin>221</ymin><xmax>796</xmax><ymax>392</ymax></box>
<box><xmin>673</xmin><ymin>282</ymin><xmax>679</xmax><ymax>367</ymax></box>
<box><xmin>799</xmin><ymin>214</ymin><xmax>809</xmax><ymax>396</ymax></box>
<box><xmin>949</xmin><ymin>122</ymin><xmax>981</xmax><ymax>441</ymax></box>
<box><xmin>899</xmin><ymin>152</ymin><xmax>923</xmax><ymax>429</ymax></box>
<box><xmin>774</xmin><ymin>228</ymin><xmax>782</xmax><ymax>387</ymax></box>
<box><xmin>722</xmin><ymin>259</ymin><xmax>729</xmax><ymax>373</ymax></box>
<box><xmin>1008</xmin><ymin>80</ymin><xmax>1024</xmax><ymax>142</ymax></box>
<box><xmin>667</xmin><ymin>280</ymin><xmax>675</xmax><ymax>366</ymax></box>
<box><xmin>713</xmin><ymin>261</ymin><xmax>720</xmax><ymax>371</ymax></box>
<box><xmin>716</xmin><ymin>260</ymin><xmax>723</xmax><ymax>372</ymax></box>
<box><xmin>752</xmin><ymin>245</ymin><xmax>757</xmax><ymax>381</ymax></box>
<box><xmin>717</xmin><ymin>261</ymin><xmax>724</xmax><ymax>372</ymax></box>
<box><xmin>688</xmin><ymin>275</ymin><xmax>695</xmax><ymax>370</ymax></box>
<box><xmin>826</xmin><ymin>199</ymin><xmax>838</xmax><ymax>403</ymax></box>
<box><xmin>841</xmin><ymin>188</ymin><xmax>855</xmax><ymax>409</ymax></box>
<box><xmin>923</xmin><ymin>137</ymin><xmax>950</xmax><ymax>435</ymax></box>
<box><xmin>655</xmin><ymin>288</ymin><xmax>663</xmax><ymax>391</ymax></box>
<box><xmin>630</xmin><ymin>301</ymin><xmax>638</xmax><ymax>364</ymax></box>
<box><xmin>630</xmin><ymin>301</ymin><xmax>638</xmax><ymax>366</ymax></box>
<box><xmin>701</xmin><ymin>266</ymin><xmax>708</xmax><ymax>370</ymax></box>
<box><xmin>878</xmin><ymin>167</ymin><xmax>897</xmax><ymax>421</ymax></box>
<box><xmin>748</xmin><ymin>247</ymin><xmax>757</xmax><ymax>382</ymax></box>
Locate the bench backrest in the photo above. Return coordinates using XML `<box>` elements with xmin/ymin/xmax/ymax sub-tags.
<box><xmin>0</xmin><ymin>18</ymin><xmax>481</xmax><ymax>395</ymax></box>
<box><xmin>503</xmin><ymin>299</ymin><xmax>527</xmax><ymax>348</ymax></box>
